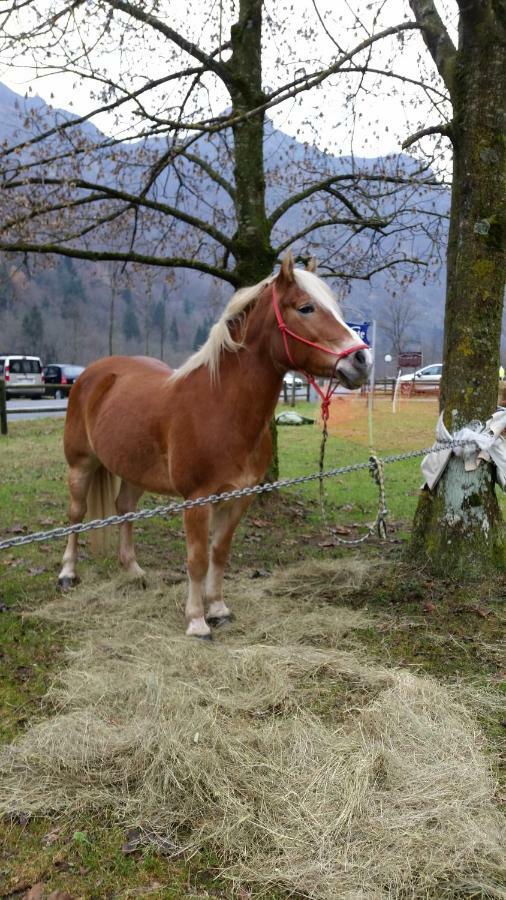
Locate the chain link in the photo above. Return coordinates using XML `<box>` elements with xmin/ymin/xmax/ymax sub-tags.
<box><xmin>0</xmin><ymin>439</ymin><xmax>471</xmax><ymax>553</ymax></box>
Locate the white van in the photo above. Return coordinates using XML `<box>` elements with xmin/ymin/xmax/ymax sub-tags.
<box><xmin>0</xmin><ymin>355</ymin><xmax>45</xmax><ymax>398</ymax></box>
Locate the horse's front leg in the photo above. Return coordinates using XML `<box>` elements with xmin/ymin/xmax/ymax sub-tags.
<box><xmin>183</xmin><ymin>505</ymin><xmax>212</xmax><ymax>639</ymax></box>
<box><xmin>206</xmin><ymin>496</ymin><xmax>253</xmax><ymax>626</ymax></box>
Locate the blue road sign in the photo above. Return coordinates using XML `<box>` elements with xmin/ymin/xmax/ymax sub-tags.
<box><xmin>346</xmin><ymin>321</ymin><xmax>371</xmax><ymax>345</ymax></box>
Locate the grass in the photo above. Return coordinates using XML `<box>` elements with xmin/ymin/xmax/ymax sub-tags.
<box><xmin>0</xmin><ymin>406</ymin><xmax>505</xmax><ymax>898</ymax></box>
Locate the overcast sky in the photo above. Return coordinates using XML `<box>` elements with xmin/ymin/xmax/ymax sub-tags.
<box><xmin>0</xmin><ymin>0</ymin><xmax>454</xmax><ymax>164</ymax></box>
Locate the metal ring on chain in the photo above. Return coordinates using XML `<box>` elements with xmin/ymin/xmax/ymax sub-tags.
<box><xmin>0</xmin><ymin>439</ymin><xmax>474</xmax><ymax>553</ymax></box>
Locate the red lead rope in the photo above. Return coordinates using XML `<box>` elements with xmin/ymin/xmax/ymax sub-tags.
<box><xmin>271</xmin><ymin>284</ymin><xmax>368</xmax><ymax>422</ymax></box>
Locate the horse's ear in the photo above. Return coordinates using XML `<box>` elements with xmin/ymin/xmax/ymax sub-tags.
<box><xmin>305</xmin><ymin>257</ymin><xmax>317</xmax><ymax>273</ymax></box>
<box><xmin>277</xmin><ymin>250</ymin><xmax>295</xmax><ymax>285</ymax></box>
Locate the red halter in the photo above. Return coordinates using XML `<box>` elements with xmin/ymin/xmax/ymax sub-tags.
<box><xmin>272</xmin><ymin>283</ymin><xmax>369</xmax><ymax>421</ymax></box>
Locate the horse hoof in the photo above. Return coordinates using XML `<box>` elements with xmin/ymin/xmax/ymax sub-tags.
<box><xmin>206</xmin><ymin>615</ymin><xmax>233</xmax><ymax>629</ymax></box>
<box><xmin>57</xmin><ymin>576</ymin><xmax>80</xmax><ymax>591</ymax></box>
<box><xmin>194</xmin><ymin>632</ymin><xmax>213</xmax><ymax>641</ymax></box>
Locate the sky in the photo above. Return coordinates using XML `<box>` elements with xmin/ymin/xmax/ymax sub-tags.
<box><xmin>0</xmin><ymin>0</ymin><xmax>455</xmax><ymax>164</ymax></box>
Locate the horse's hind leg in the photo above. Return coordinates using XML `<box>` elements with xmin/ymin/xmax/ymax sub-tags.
<box><xmin>206</xmin><ymin>496</ymin><xmax>253</xmax><ymax>626</ymax></box>
<box><xmin>58</xmin><ymin>458</ymin><xmax>96</xmax><ymax>589</ymax></box>
<box><xmin>116</xmin><ymin>480</ymin><xmax>145</xmax><ymax>578</ymax></box>
<box><xmin>183</xmin><ymin>505</ymin><xmax>211</xmax><ymax>639</ymax></box>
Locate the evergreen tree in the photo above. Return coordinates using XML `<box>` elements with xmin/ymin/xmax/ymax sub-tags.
<box><xmin>193</xmin><ymin>318</ymin><xmax>212</xmax><ymax>351</ymax></box>
<box><xmin>123</xmin><ymin>306</ymin><xmax>141</xmax><ymax>342</ymax></box>
<box><xmin>0</xmin><ymin>260</ymin><xmax>12</xmax><ymax>311</ymax></box>
<box><xmin>21</xmin><ymin>305</ymin><xmax>44</xmax><ymax>350</ymax></box>
<box><xmin>60</xmin><ymin>257</ymin><xmax>86</xmax><ymax>311</ymax></box>
<box><xmin>151</xmin><ymin>300</ymin><xmax>167</xmax><ymax>359</ymax></box>
<box><xmin>193</xmin><ymin>323</ymin><xmax>206</xmax><ymax>351</ymax></box>
<box><xmin>169</xmin><ymin>316</ymin><xmax>179</xmax><ymax>347</ymax></box>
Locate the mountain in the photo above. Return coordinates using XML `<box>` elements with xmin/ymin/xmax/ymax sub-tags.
<box><xmin>0</xmin><ymin>81</ymin><xmax>471</xmax><ymax>373</ymax></box>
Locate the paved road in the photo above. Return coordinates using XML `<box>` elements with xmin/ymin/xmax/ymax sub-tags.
<box><xmin>6</xmin><ymin>397</ymin><xmax>68</xmax><ymax>421</ymax></box>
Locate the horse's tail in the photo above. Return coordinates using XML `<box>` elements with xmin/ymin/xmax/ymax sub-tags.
<box><xmin>86</xmin><ymin>465</ymin><xmax>120</xmax><ymax>557</ymax></box>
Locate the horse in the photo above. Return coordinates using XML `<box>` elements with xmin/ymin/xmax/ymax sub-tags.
<box><xmin>58</xmin><ymin>253</ymin><xmax>372</xmax><ymax>638</ymax></box>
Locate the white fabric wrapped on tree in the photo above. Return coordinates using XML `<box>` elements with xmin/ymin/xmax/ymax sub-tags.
<box><xmin>421</xmin><ymin>410</ymin><xmax>506</xmax><ymax>491</ymax></box>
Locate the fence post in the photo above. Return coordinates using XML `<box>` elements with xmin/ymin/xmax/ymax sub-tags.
<box><xmin>0</xmin><ymin>380</ymin><xmax>7</xmax><ymax>436</ymax></box>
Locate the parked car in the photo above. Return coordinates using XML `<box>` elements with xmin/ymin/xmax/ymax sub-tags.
<box><xmin>43</xmin><ymin>364</ymin><xmax>85</xmax><ymax>398</ymax></box>
<box><xmin>398</xmin><ymin>363</ymin><xmax>442</xmax><ymax>394</ymax></box>
<box><xmin>281</xmin><ymin>372</ymin><xmax>308</xmax><ymax>399</ymax></box>
<box><xmin>0</xmin><ymin>355</ymin><xmax>45</xmax><ymax>398</ymax></box>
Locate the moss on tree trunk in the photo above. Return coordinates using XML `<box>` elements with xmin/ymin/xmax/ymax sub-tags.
<box><xmin>410</xmin><ymin>2</ymin><xmax>506</xmax><ymax>577</ymax></box>
<box><xmin>229</xmin><ymin>0</ymin><xmax>279</xmax><ymax>478</ymax></box>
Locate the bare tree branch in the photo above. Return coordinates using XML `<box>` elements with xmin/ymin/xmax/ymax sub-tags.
<box><xmin>104</xmin><ymin>0</ymin><xmax>233</xmax><ymax>86</ymax></box>
<box><xmin>1</xmin><ymin>177</ymin><xmax>234</xmax><ymax>251</ymax></box>
<box><xmin>402</xmin><ymin>122</ymin><xmax>453</xmax><ymax>148</ymax></box>
<box><xmin>409</xmin><ymin>0</ymin><xmax>457</xmax><ymax>97</ymax></box>
<box><xmin>0</xmin><ymin>239</ymin><xmax>238</xmax><ymax>283</ymax></box>
<box><xmin>275</xmin><ymin>216</ymin><xmax>390</xmax><ymax>253</ymax></box>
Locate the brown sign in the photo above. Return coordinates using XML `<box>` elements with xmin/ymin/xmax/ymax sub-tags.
<box><xmin>398</xmin><ymin>351</ymin><xmax>422</xmax><ymax>368</ymax></box>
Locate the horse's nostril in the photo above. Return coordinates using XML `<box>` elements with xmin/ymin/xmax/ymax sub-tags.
<box><xmin>355</xmin><ymin>350</ymin><xmax>367</xmax><ymax>366</ymax></box>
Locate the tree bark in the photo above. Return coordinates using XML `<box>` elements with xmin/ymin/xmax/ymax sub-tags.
<box><xmin>229</xmin><ymin>0</ymin><xmax>279</xmax><ymax>478</ymax></box>
<box><xmin>410</xmin><ymin>0</ymin><xmax>506</xmax><ymax>576</ymax></box>
<box><xmin>229</xmin><ymin>0</ymin><xmax>277</xmax><ymax>287</ymax></box>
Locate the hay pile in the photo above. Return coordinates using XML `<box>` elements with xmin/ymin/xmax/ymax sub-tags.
<box><xmin>1</xmin><ymin>560</ymin><xmax>504</xmax><ymax>898</ymax></box>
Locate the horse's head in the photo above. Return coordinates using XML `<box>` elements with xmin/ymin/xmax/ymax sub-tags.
<box><xmin>270</xmin><ymin>253</ymin><xmax>372</xmax><ymax>389</ymax></box>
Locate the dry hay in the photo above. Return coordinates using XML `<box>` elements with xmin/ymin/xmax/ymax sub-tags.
<box><xmin>1</xmin><ymin>559</ymin><xmax>504</xmax><ymax>899</ymax></box>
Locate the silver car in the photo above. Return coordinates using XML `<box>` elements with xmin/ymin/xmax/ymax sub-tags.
<box><xmin>398</xmin><ymin>364</ymin><xmax>442</xmax><ymax>394</ymax></box>
<box><xmin>0</xmin><ymin>355</ymin><xmax>45</xmax><ymax>398</ymax></box>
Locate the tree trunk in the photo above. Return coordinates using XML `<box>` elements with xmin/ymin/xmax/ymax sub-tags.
<box><xmin>229</xmin><ymin>0</ymin><xmax>279</xmax><ymax>478</ymax></box>
<box><xmin>229</xmin><ymin>0</ymin><xmax>276</xmax><ymax>287</ymax></box>
<box><xmin>410</xmin><ymin>3</ymin><xmax>506</xmax><ymax>576</ymax></box>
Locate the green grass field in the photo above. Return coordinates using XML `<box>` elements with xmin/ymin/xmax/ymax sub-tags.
<box><xmin>0</xmin><ymin>408</ymin><xmax>504</xmax><ymax>898</ymax></box>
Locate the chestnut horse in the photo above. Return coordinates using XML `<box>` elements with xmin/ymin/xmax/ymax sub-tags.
<box><xmin>58</xmin><ymin>254</ymin><xmax>372</xmax><ymax>638</ymax></box>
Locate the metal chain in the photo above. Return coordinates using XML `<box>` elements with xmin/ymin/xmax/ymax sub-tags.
<box><xmin>0</xmin><ymin>439</ymin><xmax>471</xmax><ymax>553</ymax></box>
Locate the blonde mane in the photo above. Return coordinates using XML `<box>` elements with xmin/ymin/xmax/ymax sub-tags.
<box><xmin>171</xmin><ymin>276</ymin><xmax>273</xmax><ymax>382</ymax></box>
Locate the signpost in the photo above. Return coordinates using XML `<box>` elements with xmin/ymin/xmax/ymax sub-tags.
<box><xmin>398</xmin><ymin>351</ymin><xmax>422</xmax><ymax>369</ymax></box>
<box><xmin>0</xmin><ymin>380</ymin><xmax>7</xmax><ymax>436</ymax></box>
<box><xmin>347</xmin><ymin>321</ymin><xmax>371</xmax><ymax>345</ymax></box>
<box><xmin>346</xmin><ymin>321</ymin><xmax>375</xmax><ymax>444</ymax></box>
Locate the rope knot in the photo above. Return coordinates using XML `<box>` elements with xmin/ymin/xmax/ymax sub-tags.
<box><xmin>321</xmin><ymin>396</ymin><xmax>331</xmax><ymax>422</ymax></box>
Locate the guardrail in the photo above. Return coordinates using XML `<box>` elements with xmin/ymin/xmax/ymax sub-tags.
<box><xmin>1</xmin><ymin>378</ymin><xmax>504</xmax><ymax>437</ymax></box>
<box><xmin>0</xmin><ymin>380</ymin><xmax>71</xmax><ymax>435</ymax></box>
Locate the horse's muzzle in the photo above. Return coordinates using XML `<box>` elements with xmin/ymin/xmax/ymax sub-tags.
<box><xmin>336</xmin><ymin>347</ymin><xmax>373</xmax><ymax>388</ymax></box>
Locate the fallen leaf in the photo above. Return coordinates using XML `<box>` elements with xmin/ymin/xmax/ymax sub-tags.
<box><xmin>39</xmin><ymin>518</ymin><xmax>56</xmax><ymax>526</ymax></box>
<box><xmin>27</xmin><ymin>567</ymin><xmax>47</xmax><ymax>577</ymax></box>
<box><xmin>6</xmin><ymin>523</ymin><xmax>27</xmax><ymax>534</ymax></box>
<box><xmin>42</xmin><ymin>827</ymin><xmax>61</xmax><ymax>846</ymax></box>
<box><xmin>422</xmin><ymin>602</ymin><xmax>437</xmax><ymax>614</ymax></box>
<box><xmin>250</xmin><ymin>517</ymin><xmax>270</xmax><ymax>528</ymax></box>
<box><xmin>47</xmin><ymin>892</ymin><xmax>74</xmax><ymax>900</ymax></box>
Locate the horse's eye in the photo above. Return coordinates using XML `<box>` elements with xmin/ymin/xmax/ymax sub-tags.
<box><xmin>298</xmin><ymin>304</ymin><xmax>315</xmax><ymax>315</ymax></box>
